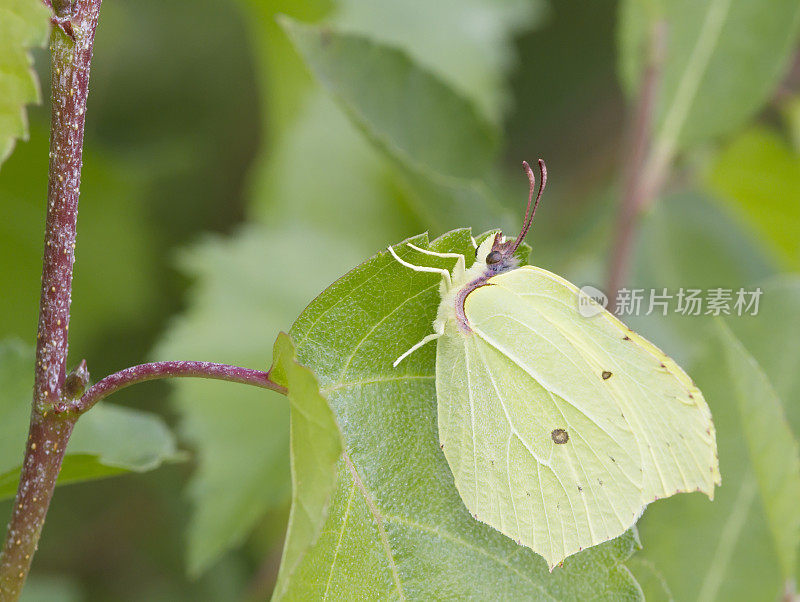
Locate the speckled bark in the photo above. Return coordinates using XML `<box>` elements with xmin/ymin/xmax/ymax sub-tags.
<box><xmin>0</xmin><ymin>417</ymin><xmax>76</xmax><ymax>600</ymax></box>
<box><xmin>0</xmin><ymin>2</ymin><xmax>101</xmax><ymax>599</ymax></box>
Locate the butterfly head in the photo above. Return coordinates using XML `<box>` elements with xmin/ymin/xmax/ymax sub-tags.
<box><xmin>476</xmin><ymin>159</ymin><xmax>547</xmax><ymax>275</ymax></box>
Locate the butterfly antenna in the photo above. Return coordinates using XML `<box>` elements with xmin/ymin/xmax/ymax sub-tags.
<box><xmin>511</xmin><ymin>159</ymin><xmax>547</xmax><ymax>252</ymax></box>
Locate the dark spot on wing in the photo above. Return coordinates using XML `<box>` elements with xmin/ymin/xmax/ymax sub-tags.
<box><xmin>551</xmin><ymin>428</ymin><xmax>569</xmax><ymax>444</ymax></box>
<box><xmin>623</xmin><ymin>336</ymin><xmax>631</xmax><ymax>341</ymax></box>
<box><xmin>602</xmin><ymin>371</ymin><xmax>612</xmax><ymax>380</ymax></box>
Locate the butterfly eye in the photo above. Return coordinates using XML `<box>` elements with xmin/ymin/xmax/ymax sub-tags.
<box><xmin>485</xmin><ymin>251</ymin><xmax>502</xmax><ymax>265</ymax></box>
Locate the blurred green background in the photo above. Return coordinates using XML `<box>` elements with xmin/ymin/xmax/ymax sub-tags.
<box><xmin>1</xmin><ymin>0</ymin><xmax>799</xmax><ymax>599</ymax></box>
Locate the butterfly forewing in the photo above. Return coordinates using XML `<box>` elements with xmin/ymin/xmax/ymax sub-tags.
<box><xmin>436</xmin><ymin>264</ymin><xmax>720</xmax><ymax>569</ymax></box>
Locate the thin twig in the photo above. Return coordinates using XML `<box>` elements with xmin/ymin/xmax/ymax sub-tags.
<box><xmin>0</xmin><ymin>2</ymin><xmax>101</xmax><ymax>598</ymax></box>
<box><xmin>606</xmin><ymin>20</ymin><xmax>668</xmax><ymax>308</ymax></box>
<box><xmin>63</xmin><ymin>361</ymin><xmax>286</xmax><ymax>415</ymax></box>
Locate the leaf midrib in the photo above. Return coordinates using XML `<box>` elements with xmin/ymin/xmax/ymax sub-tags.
<box><xmin>696</xmin><ymin>473</ymin><xmax>757</xmax><ymax>602</ymax></box>
<box><xmin>343</xmin><ymin>452</ymin><xmax>406</xmax><ymax>600</ymax></box>
<box><xmin>322</xmin><ymin>480</ymin><xmax>357</xmax><ymax>600</ymax></box>
<box><xmin>329</xmin><ymin>374</ymin><xmax>557</xmax><ymax>597</ymax></box>
<box><xmin>341</xmin><ymin>444</ymin><xmax>556</xmax><ymax>598</ymax></box>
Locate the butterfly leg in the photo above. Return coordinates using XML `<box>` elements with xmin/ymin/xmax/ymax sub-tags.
<box><xmin>405</xmin><ymin>243</ymin><xmax>466</xmax><ymax>284</ymax></box>
<box><xmin>387</xmin><ymin>244</ymin><xmax>452</xmax><ymax>289</ymax></box>
<box><xmin>392</xmin><ymin>323</ymin><xmax>444</xmax><ymax>367</ymax></box>
<box><xmin>405</xmin><ymin>242</ymin><xmax>464</xmax><ymax>261</ymax></box>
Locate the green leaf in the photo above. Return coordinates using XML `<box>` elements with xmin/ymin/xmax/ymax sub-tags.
<box><xmin>0</xmin><ymin>0</ymin><xmax>50</xmax><ymax>168</ymax></box>
<box><xmin>636</xmin><ymin>331</ymin><xmax>780</xmax><ymax>601</ymax></box>
<box><xmin>618</xmin><ymin>0</ymin><xmax>800</xmax><ymax>155</ymax></box>
<box><xmin>633</xmin><ymin>192</ymin><xmax>775</xmax><ymax>290</ymax></box>
<box><xmin>0</xmin><ymin>339</ymin><xmax>181</xmax><ymax>500</ymax></box>
<box><xmin>243</xmin><ymin>0</ymin><xmax>538</xmax><ymax>233</ymax></box>
<box><xmin>724</xmin><ymin>276</ymin><xmax>800</xmax><ymax>575</ymax></box>
<box><xmin>705</xmin><ymin>126</ymin><xmax>800</xmax><ymax>271</ymax></box>
<box><xmin>279</xmin><ymin>16</ymin><xmax>517</xmax><ymax>239</ymax></box>
<box><xmin>723</xmin><ymin>277</ymin><xmax>800</xmax><ymax>429</ymax></box>
<box><xmin>271</xmin><ymin>333</ymin><xmax>343</xmax><ymax>599</ymax></box>
<box><xmin>332</xmin><ymin>0</ymin><xmax>543</xmax><ymax>122</ymax></box>
<box><xmin>152</xmin><ymin>225</ymin><xmax>364</xmax><ymax>576</ymax></box>
<box><xmin>275</xmin><ymin>229</ymin><xmax>644</xmax><ymax>598</ymax></box>
<box><xmin>246</xmin><ymin>92</ymin><xmax>424</xmax><ymax>254</ymax></box>
<box><xmin>281</xmin><ymin>18</ymin><xmax>498</xmax><ymax>183</ymax></box>
<box><xmin>628</xmin><ymin>192</ymin><xmax>775</xmax><ymax>361</ymax></box>
<box><xmin>635</xmin><ymin>277</ymin><xmax>800</xmax><ymax>600</ymax></box>
<box><xmin>716</xmin><ymin>319</ymin><xmax>800</xmax><ymax>580</ymax></box>
<box><xmin>625</xmin><ymin>558</ymin><xmax>674</xmax><ymax>602</ymax></box>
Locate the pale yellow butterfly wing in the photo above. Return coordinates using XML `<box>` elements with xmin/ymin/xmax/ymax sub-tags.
<box><xmin>436</xmin><ymin>265</ymin><xmax>720</xmax><ymax>569</ymax></box>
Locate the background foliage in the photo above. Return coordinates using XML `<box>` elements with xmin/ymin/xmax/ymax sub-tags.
<box><xmin>0</xmin><ymin>0</ymin><xmax>798</xmax><ymax>599</ymax></box>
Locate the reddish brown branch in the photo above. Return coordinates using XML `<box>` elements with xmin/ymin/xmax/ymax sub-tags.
<box><xmin>607</xmin><ymin>21</ymin><xmax>668</xmax><ymax>307</ymax></box>
<box><xmin>63</xmin><ymin>361</ymin><xmax>286</xmax><ymax>416</ymax></box>
<box><xmin>0</xmin><ymin>2</ymin><xmax>101</xmax><ymax>598</ymax></box>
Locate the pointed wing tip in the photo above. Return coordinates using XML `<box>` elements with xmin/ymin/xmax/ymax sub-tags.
<box><xmin>545</xmin><ymin>553</ymin><xmax>575</xmax><ymax>572</ymax></box>
<box><xmin>536</xmin><ymin>544</ymin><xmax>580</xmax><ymax>573</ymax></box>
<box><xmin>542</xmin><ymin>552</ymin><xmax>566</xmax><ymax>573</ymax></box>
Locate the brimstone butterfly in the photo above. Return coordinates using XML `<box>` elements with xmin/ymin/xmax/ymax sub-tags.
<box><xmin>389</xmin><ymin>160</ymin><xmax>720</xmax><ymax>569</ymax></box>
